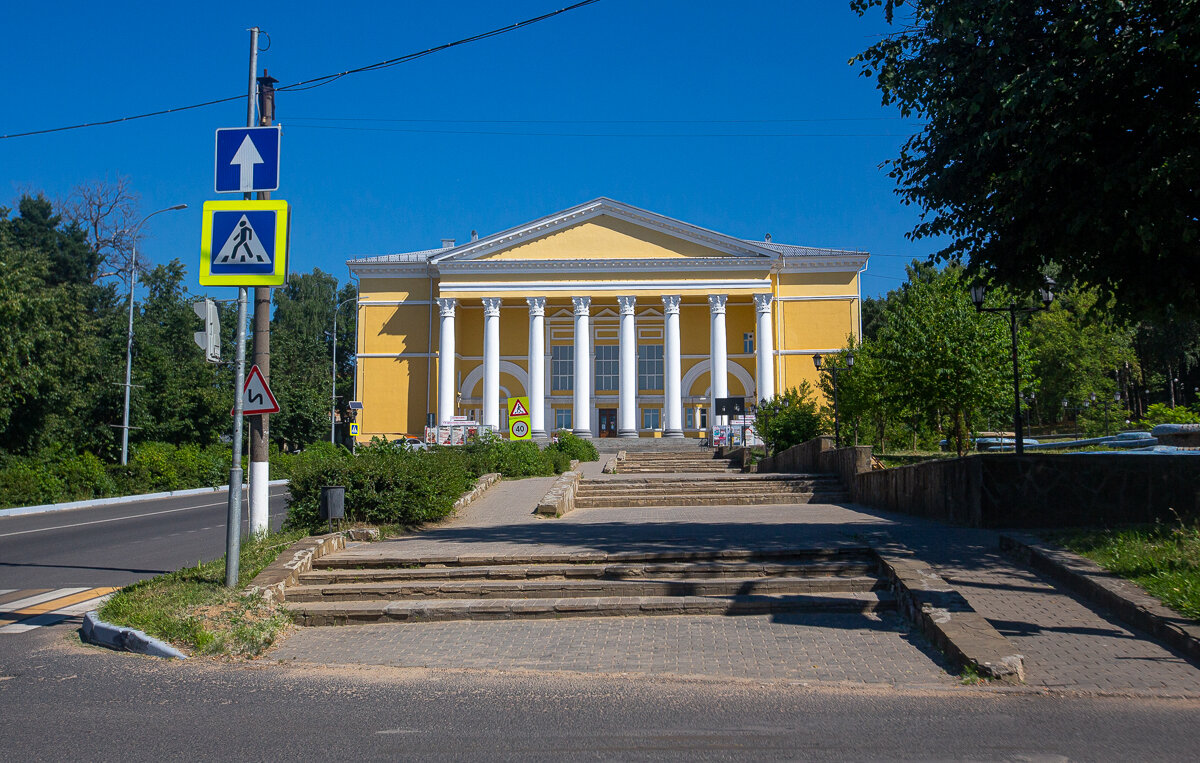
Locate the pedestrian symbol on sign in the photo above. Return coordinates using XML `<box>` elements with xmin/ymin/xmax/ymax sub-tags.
<box><xmin>509</xmin><ymin>399</ymin><xmax>528</xmax><ymax>417</ymax></box>
<box><xmin>215</xmin><ymin>215</ymin><xmax>271</xmax><ymax>265</ymax></box>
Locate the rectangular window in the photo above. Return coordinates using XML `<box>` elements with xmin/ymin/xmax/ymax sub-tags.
<box><xmin>699</xmin><ymin>408</ymin><xmax>708</xmax><ymax>430</ymax></box>
<box><xmin>555</xmin><ymin>408</ymin><xmax>572</xmax><ymax>431</ymax></box>
<box><xmin>638</xmin><ymin>344</ymin><xmax>663</xmax><ymax>391</ymax></box>
<box><xmin>744</xmin><ymin>332</ymin><xmax>755</xmax><ymax>353</ymax></box>
<box><xmin>594</xmin><ymin>345</ymin><xmax>619</xmax><ymax>391</ymax></box>
<box><xmin>685</xmin><ymin>408</ymin><xmax>694</xmax><ymax>429</ymax></box>
<box><xmin>551</xmin><ymin>345</ymin><xmax>574</xmax><ymax>391</ymax></box>
<box><xmin>642</xmin><ymin>408</ymin><xmax>661</xmax><ymax>430</ymax></box>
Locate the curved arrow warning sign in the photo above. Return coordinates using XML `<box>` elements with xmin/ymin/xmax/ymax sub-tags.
<box><xmin>232</xmin><ymin>364</ymin><xmax>280</xmax><ymax>416</ymax></box>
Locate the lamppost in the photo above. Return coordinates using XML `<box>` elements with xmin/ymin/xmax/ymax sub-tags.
<box><xmin>1091</xmin><ymin>391</ymin><xmax>1121</xmax><ymax>436</ymax></box>
<box><xmin>813</xmin><ymin>352</ymin><xmax>854</xmax><ymax>447</ymax></box>
<box><xmin>119</xmin><ymin>204</ymin><xmax>188</xmax><ymax>466</ymax></box>
<box><xmin>970</xmin><ymin>278</ymin><xmax>1054</xmax><ymax>455</ymax></box>
<box><xmin>331</xmin><ymin>295</ymin><xmax>357</xmax><ymax>444</ymax></box>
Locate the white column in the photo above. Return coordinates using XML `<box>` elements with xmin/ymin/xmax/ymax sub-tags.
<box><xmin>708</xmin><ymin>294</ymin><xmax>728</xmax><ymax>426</ymax></box>
<box><xmin>526</xmin><ymin>297</ymin><xmax>547</xmax><ymax>438</ymax></box>
<box><xmin>662</xmin><ymin>295</ymin><xmax>684</xmax><ymax>437</ymax></box>
<box><xmin>436</xmin><ymin>298</ymin><xmax>457</xmax><ymax>423</ymax></box>
<box><xmin>482</xmin><ymin>297</ymin><xmax>502</xmax><ymax>432</ymax></box>
<box><xmin>617</xmin><ymin>296</ymin><xmax>638</xmax><ymax>437</ymax></box>
<box><xmin>754</xmin><ymin>293</ymin><xmax>776</xmax><ymax>402</ymax></box>
<box><xmin>572</xmin><ymin>296</ymin><xmax>592</xmax><ymax>437</ymax></box>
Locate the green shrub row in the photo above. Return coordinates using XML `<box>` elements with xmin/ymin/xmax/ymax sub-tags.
<box><xmin>284</xmin><ymin>433</ymin><xmax>596</xmax><ymax>531</ymax></box>
<box><xmin>0</xmin><ymin>443</ymin><xmax>236</xmax><ymax>510</ymax></box>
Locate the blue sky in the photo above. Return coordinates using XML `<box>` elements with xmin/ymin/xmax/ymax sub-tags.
<box><xmin>1</xmin><ymin>0</ymin><xmax>928</xmax><ymax>299</ymax></box>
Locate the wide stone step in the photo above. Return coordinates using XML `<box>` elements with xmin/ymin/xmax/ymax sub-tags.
<box><xmin>286</xmin><ymin>575</ymin><xmax>882</xmax><ymax>602</ymax></box>
<box><xmin>288</xmin><ymin>590</ymin><xmax>896</xmax><ymax>625</ymax></box>
<box><xmin>575</xmin><ymin>481</ymin><xmax>839</xmax><ymax>495</ymax></box>
<box><xmin>617</xmin><ymin>467</ymin><xmax>743</xmax><ymax>474</ymax></box>
<box><xmin>299</xmin><ymin>558</ymin><xmax>878</xmax><ymax>585</ymax></box>
<box><xmin>314</xmin><ymin>546</ymin><xmax>873</xmax><ymax>570</ymax></box>
<box><xmin>574</xmin><ymin>492</ymin><xmax>850</xmax><ymax>508</ymax></box>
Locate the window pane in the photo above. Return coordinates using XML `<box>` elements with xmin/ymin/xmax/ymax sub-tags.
<box><xmin>555</xmin><ymin>408</ymin><xmax>572</xmax><ymax>430</ymax></box>
<box><xmin>551</xmin><ymin>345</ymin><xmax>574</xmax><ymax>391</ymax></box>
<box><xmin>744</xmin><ymin>332</ymin><xmax>755</xmax><ymax>353</ymax></box>
<box><xmin>638</xmin><ymin>344</ymin><xmax>663</xmax><ymax>390</ymax></box>
<box><xmin>594</xmin><ymin>344</ymin><xmax>619</xmax><ymax>391</ymax></box>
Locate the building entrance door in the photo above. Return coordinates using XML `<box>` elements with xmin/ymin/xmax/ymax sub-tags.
<box><xmin>598</xmin><ymin>409</ymin><xmax>618</xmax><ymax>437</ymax></box>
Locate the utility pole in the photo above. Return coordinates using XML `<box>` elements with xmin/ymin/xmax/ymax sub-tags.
<box><xmin>248</xmin><ymin>68</ymin><xmax>278</xmax><ymax>538</ymax></box>
<box><xmin>225</xmin><ymin>26</ymin><xmax>259</xmax><ymax>588</ymax></box>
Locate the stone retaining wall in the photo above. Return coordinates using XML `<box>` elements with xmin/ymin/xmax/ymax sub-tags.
<box><xmin>537</xmin><ymin>470</ymin><xmax>582</xmax><ymax>517</ymax></box>
<box><xmin>762</xmin><ymin>439</ymin><xmax>1200</xmax><ymax>528</ymax></box>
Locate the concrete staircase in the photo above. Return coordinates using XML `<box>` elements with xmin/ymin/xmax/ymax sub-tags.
<box><xmin>616</xmin><ymin>450</ymin><xmax>740</xmax><ymax>474</ymax></box>
<box><xmin>285</xmin><ymin>547</ymin><xmax>893</xmax><ymax>626</ymax></box>
<box><xmin>574</xmin><ymin>474</ymin><xmax>848</xmax><ymax>509</ymax></box>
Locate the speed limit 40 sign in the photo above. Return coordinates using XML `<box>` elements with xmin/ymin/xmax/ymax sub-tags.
<box><xmin>507</xmin><ymin>396</ymin><xmax>532</xmax><ymax>440</ymax></box>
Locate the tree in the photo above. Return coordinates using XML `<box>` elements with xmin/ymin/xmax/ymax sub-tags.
<box><xmin>852</xmin><ymin>0</ymin><xmax>1200</xmax><ymax>316</ymax></box>
<box><xmin>871</xmin><ymin>264</ymin><xmax>1018</xmax><ymax>455</ymax></box>
<box><xmin>1025</xmin><ymin>285</ymin><xmax>1136</xmax><ymax>431</ymax></box>
<box><xmin>270</xmin><ymin>271</ymin><xmax>357</xmax><ymax>450</ymax></box>
<box><xmin>755</xmin><ymin>381</ymin><xmax>824</xmax><ymax>454</ymax></box>
<box><xmin>58</xmin><ymin>176</ymin><xmax>140</xmax><ymax>284</ymax></box>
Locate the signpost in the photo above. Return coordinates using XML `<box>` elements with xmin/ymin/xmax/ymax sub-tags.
<box><xmin>507</xmin><ymin>396</ymin><xmax>532</xmax><ymax>440</ymax></box>
<box><xmin>214</xmin><ymin>126</ymin><xmax>280</xmax><ymax>193</ymax></box>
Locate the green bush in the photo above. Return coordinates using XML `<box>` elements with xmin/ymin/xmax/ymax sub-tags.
<box><xmin>755</xmin><ymin>382</ymin><xmax>825</xmax><ymax>454</ymax></box>
<box><xmin>0</xmin><ymin>461</ymin><xmax>67</xmax><ymax>507</ymax></box>
<box><xmin>549</xmin><ymin>431</ymin><xmax>599</xmax><ymax>462</ymax></box>
<box><xmin>284</xmin><ymin>440</ymin><xmax>474</xmax><ymax>531</ymax></box>
<box><xmin>54</xmin><ymin>451</ymin><xmax>117</xmax><ymax>500</ymax></box>
<box><xmin>1141</xmin><ymin>403</ymin><xmax>1200</xmax><ymax>427</ymax></box>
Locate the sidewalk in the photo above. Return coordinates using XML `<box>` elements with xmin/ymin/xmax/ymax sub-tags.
<box><xmin>268</xmin><ymin>473</ymin><xmax>1200</xmax><ymax>695</ymax></box>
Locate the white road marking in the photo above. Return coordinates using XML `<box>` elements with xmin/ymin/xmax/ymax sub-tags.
<box><xmin>0</xmin><ymin>489</ymin><xmax>288</xmax><ymax>539</ymax></box>
<box><xmin>0</xmin><ymin>588</ymin><xmax>90</xmax><ymax>612</ymax></box>
<box><xmin>0</xmin><ymin>590</ymin><xmax>117</xmax><ymax>634</ymax></box>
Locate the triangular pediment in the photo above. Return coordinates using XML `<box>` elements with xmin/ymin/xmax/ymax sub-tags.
<box><xmin>432</xmin><ymin>198</ymin><xmax>775</xmax><ymax>265</ymax></box>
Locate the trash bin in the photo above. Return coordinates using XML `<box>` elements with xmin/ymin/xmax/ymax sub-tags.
<box><xmin>319</xmin><ymin>485</ymin><xmax>345</xmax><ymax>523</ymax></box>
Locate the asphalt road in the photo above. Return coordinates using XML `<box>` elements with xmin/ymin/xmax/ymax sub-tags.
<box><xmin>2</xmin><ymin>626</ymin><xmax>1199</xmax><ymax>761</ymax></box>
<box><xmin>0</xmin><ymin>486</ymin><xmax>290</xmax><ymax>589</ymax></box>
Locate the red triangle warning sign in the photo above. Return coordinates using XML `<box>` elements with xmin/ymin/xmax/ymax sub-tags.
<box><xmin>232</xmin><ymin>364</ymin><xmax>280</xmax><ymax>416</ymax></box>
<box><xmin>509</xmin><ymin>398</ymin><xmax>529</xmax><ymax>417</ymax></box>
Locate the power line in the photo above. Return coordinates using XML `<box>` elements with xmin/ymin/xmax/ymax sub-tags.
<box><xmin>288</xmin><ymin>116</ymin><xmax>918</xmax><ymax>124</ymax></box>
<box><xmin>287</xmin><ymin>124</ymin><xmax>911</xmax><ymax>138</ymax></box>
<box><xmin>0</xmin><ymin>0</ymin><xmax>601</xmax><ymax>141</ymax></box>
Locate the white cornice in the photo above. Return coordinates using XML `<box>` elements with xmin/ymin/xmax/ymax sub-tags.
<box><xmin>348</xmin><ymin>261</ymin><xmax>434</xmax><ymax>277</ymax></box>
<box><xmin>436</xmin><ymin>257</ymin><xmax>774</xmax><ymax>276</ymax></box>
<box><xmin>777</xmin><ymin>255</ymin><xmax>869</xmax><ymax>273</ymax></box>
<box><xmin>438</xmin><ymin>278</ymin><xmax>772</xmax><ymax>294</ymax></box>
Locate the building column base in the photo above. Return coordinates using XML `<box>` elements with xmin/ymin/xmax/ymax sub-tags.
<box><xmin>571</xmin><ymin>428</ymin><xmax>593</xmax><ymax>438</ymax></box>
<box><xmin>531</xmin><ymin>430</ymin><xmax>548</xmax><ymax>440</ymax></box>
<box><xmin>617</xmin><ymin>428</ymin><xmax>638</xmax><ymax>437</ymax></box>
<box><xmin>662</xmin><ymin>429</ymin><xmax>685</xmax><ymax>438</ymax></box>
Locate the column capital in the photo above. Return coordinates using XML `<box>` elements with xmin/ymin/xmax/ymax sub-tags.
<box><xmin>617</xmin><ymin>295</ymin><xmax>637</xmax><ymax>316</ymax></box>
<box><xmin>707</xmin><ymin>294</ymin><xmax>727</xmax><ymax>314</ymax></box>
<box><xmin>482</xmin><ymin>297</ymin><xmax>502</xmax><ymax>318</ymax></box>
<box><xmin>753</xmin><ymin>293</ymin><xmax>774</xmax><ymax>313</ymax></box>
<box><xmin>661</xmin><ymin>294</ymin><xmax>681</xmax><ymax>315</ymax></box>
<box><xmin>526</xmin><ymin>296</ymin><xmax>546</xmax><ymax>317</ymax></box>
<box><xmin>572</xmin><ymin>296</ymin><xmax>592</xmax><ymax>316</ymax></box>
<box><xmin>436</xmin><ymin>297</ymin><xmax>458</xmax><ymax>317</ymax></box>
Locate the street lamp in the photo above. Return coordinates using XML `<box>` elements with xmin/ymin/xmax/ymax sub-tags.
<box><xmin>331</xmin><ymin>295</ymin><xmax>357</xmax><ymax>444</ymax></box>
<box><xmin>1091</xmin><ymin>391</ymin><xmax>1121</xmax><ymax>436</ymax></box>
<box><xmin>970</xmin><ymin>277</ymin><xmax>1054</xmax><ymax>455</ymax></box>
<box><xmin>119</xmin><ymin>204</ymin><xmax>188</xmax><ymax>466</ymax></box>
<box><xmin>813</xmin><ymin>352</ymin><xmax>854</xmax><ymax>447</ymax></box>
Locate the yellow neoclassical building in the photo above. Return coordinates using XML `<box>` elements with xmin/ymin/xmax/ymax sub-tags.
<box><xmin>347</xmin><ymin>198</ymin><xmax>867</xmax><ymax>441</ymax></box>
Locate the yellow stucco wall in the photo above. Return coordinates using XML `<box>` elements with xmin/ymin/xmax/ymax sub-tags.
<box><xmin>480</xmin><ymin>217</ymin><xmax>740</xmax><ymax>261</ymax></box>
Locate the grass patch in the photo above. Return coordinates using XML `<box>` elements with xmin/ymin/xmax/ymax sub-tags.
<box><xmin>98</xmin><ymin>528</ymin><xmax>310</xmax><ymax>658</ymax></box>
<box><xmin>1050</xmin><ymin>517</ymin><xmax>1200</xmax><ymax>621</ymax></box>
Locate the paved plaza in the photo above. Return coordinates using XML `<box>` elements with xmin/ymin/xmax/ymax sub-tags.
<box><xmin>268</xmin><ymin>465</ymin><xmax>1200</xmax><ymax>695</ymax></box>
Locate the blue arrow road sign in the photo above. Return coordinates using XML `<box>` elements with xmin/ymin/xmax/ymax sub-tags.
<box><xmin>214</xmin><ymin>126</ymin><xmax>280</xmax><ymax>193</ymax></box>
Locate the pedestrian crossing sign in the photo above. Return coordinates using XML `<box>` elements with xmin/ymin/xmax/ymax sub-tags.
<box><xmin>199</xmin><ymin>199</ymin><xmax>290</xmax><ymax>286</ymax></box>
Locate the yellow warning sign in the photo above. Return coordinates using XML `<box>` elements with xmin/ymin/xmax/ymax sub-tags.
<box><xmin>507</xmin><ymin>396</ymin><xmax>531</xmax><ymax>440</ymax></box>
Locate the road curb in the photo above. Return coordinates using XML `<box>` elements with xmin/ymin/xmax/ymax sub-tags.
<box><xmin>0</xmin><ymin>479</ymin><xmax>290</xmax><ymax>518</ymax></box>
<box><xmin>1000</xmin><ymin>532</ymin><xmax>1200</xmax><ymax>662</ymax></box>
<box><xmin>81</xmin><ymin>611</ymin><xmax>188</xmax><ymax>660</ymax></box>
